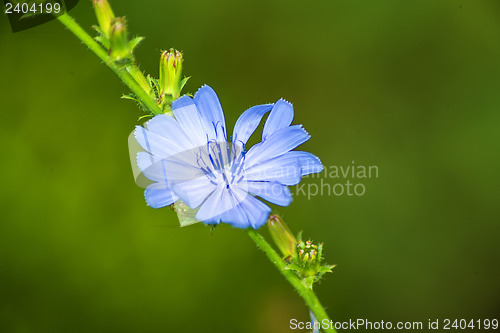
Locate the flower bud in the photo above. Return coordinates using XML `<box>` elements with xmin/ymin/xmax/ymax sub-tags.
<box><xmin>159</xmin><ymin>49</ymin><xmax>183</xmax><ymax>102</ymax></box>
<box><xmin>93</xmin><ymin>0</ymin><xmax>115</xmax><ymax>38</ymax></box>
<box><xmin>109</xmin><ymin>17</ymin><xmax>130</xmax><ymax>62</ymax></box>
<box><xmin>285</xmin><ymin>237</ymin><xmax>335</xmax><ymax>290</ymax></box>
<box><xmin>268</xmin><ymin>214</ymin><xmax>297</xmax><ymax>258</ymax></box>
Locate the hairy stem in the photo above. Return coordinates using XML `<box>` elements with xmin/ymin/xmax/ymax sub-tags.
<box><xmin>246</xmin><ymin>229</ymin><xmax>337</xmax><ymax>333</ymax></box>
<box><xmin>56</xmin><ymin>13</ymin><xmax>163</xmax><ymax>115</ymax></box>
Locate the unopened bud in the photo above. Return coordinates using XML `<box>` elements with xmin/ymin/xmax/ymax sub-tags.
<box><xmin>159</xmin><ymin>49</ymin><xmax>183</xmax><ymax>102</ymax></box>
<box><xmin>268</xmin><ymin>214</ymin><xmax>297</xmax><ymax>258</ymax></box>
<box><xmin>93</xmin><ymin>0</ymin><xmax>115</xmax><ymax>38</ymax></box>
<box><xmin>109</xmin><ymin>17</ymin><xmax>130</xmax><ymax>62</ymax></box>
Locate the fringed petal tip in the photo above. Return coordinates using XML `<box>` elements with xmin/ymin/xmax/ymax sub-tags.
<box><xmin>278</xmin><ymin>97</ymin><xmax>293</xmax><ymax>106</ymax></box>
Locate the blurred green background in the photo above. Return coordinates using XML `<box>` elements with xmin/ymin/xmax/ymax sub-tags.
<box><xmin>1</xmin><ymin>0</ymin><xmax>500</xmax><ymax>332</ymax></box>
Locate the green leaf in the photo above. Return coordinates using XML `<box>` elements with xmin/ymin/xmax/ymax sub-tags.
<box><xmin>19</xmin><ymin>13</ymin><xmax>38</xmax><ymax>20</ymax></box>
<box><xmin>122</xmin><ymin>93</ymin><xmax>150</xmax><ymax>112</ymax></box>
<box><xmin>93</xmin><ymin>25</ymin><xmax>103</xmax><ymax>35</ymax></box>
<box><xmin>179</xmin><ymin>76</ymin><xmax>190</xmax><ymax>91</ymax></box>
<box><xmin>121</xmin><ymin>93</ymin><xmax>138</xmax><ymax>102</ymax></box>
<box><xmin>147</xmin><ymin>76</ymin><xmax>160</xmax><ymax>98</ymax></box>
<box><xmin>317</xmin><ymin>242</ymin><xmax>324</xmax><ymax>261</ymax></box>
<box><xmin>137</xmin><ymin>114</ymin><xmax>153</xmax><ymax>121</ymax></box>
<box><xmin>129</xmin><ymin>36</ymin><xmax>145</xmax><ymax>51</ymax></box>
<box><xmin>303</xmin><ymin>276</ymin><xmax>315</xmax><ymax>290</ymax></box>
<box><xmin>319</xmin><ymin>264</ymin><xmax>335</xmax><ymax>273</ymax></box>
<box><xmin>95</xmin><ymin>35</ymin><xmax>110</xmax><ymax>49</ymax></box>
<box><xmin>18</xmin><ymin>1</ymin><xmax>44</xmax><ymax>20</ymax></box>
<box><xmin>283</xmin><ymin>263</ymin><xmax>302</xmax><ymax>272</ymax></box>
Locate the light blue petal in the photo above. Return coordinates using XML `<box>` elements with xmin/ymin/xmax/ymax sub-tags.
<box><xmin>162</xmin><ymin>157</ymin><xmax>207</xmax><ymax>184</ymax></box>
<box><xmin>137</xmin><ymin>154</ymin><xmax>169</xmax><ymax>182</ymax></box>
<box><xmin>137</xmin><ymin>151</ymin><xmax>161</xmax><ymax>173</ymax></box>
<box><xmin>200</xmin><ymin>215</ymin><xmax>221</xmax><ymax>225</ymax></box>
<box><xmin>210</xmin><ymin>187</ymin><xmax>249</xmax><ymax>228</ymax></box>
<box><xmin>134</xmin><ymin>126</ymin><xmax>186</xmax><ymax>158</ymax></box>
<box><xmin>262</xmin><ymin>99</ymin><xmax>294</xmax><ymax>141</ymax></box>
<box><xmin>285</xmin><ymin>151</ymin><xmax>324</xmax><ymax>176</ymax></box>
<box><xmin>172</xmin><ymin>176</ymin><xmax>217</xmax><ymax>209</ymax></box>
<box><xmin>219</xmin><ymin>199</ymin><xmax>249</xmax><ymax>228</ymax></box>
<box><xmin>196</xmin><ymin>186</ymin><xmax>262</xmax><ymax>227</ymax></box>
<box><xmin>245</xmin><ymin>125</ymin><xmax>310</xmax><ymax>167</ymax></box>
<box><xmin>232</xmin><ymin>103</ymin><xmax>274</xmax><ymax>147</ymax></box>
<box><xmin>246</xmin><ymin>181</ymin><xmax>292</xmax><ymax>206</ymax></box>
<box><xmin>172</xmin><ymin>96</ymin><xmax>208</xmax><ymax>147</ymax></box>
<box><xmin>230</xmin><ymin>188</ymin><xmax>272</xmax><ymax>229</ymax></box>
<box><xmin>144</xmin><ymin>182</ymin><xmax>178</xmax><ymax>208</ymax></box>
<box><xmin>212</xmin><ymin>186</ymin><xmax>271</xmax><ymax>229</ymax></box>
<box><xmin>193</xmin><ymin>85</ymin><xmax>227</xmax><ymax>141</ymax></box>
<box><xmin>137</xmin><ymin>150</ymin><xmax>205</xmax><ymax>184</ymax></box>
<box><xmin>195</xmin><ymin>186</ymin><xmax>226</xmax><ymax>222</ymax></box>
<box><xmin>146</xmin><ymin>114</ymin><xmax>195</xmax><ymax>150</ymax></box>
<box><xmin>244</xmin><ymin>154</ymin><xmax>302</xmax><ymax>185</ymax></box>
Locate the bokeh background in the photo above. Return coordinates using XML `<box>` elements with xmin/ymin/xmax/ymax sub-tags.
<box><xmin>1</xmin><ymin>1</ymin><xmax>500</xmax><ymax>332</ymax></box>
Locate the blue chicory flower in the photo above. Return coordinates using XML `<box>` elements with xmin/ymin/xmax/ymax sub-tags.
<box><xmin>134</xmin><ymin>85</ymin><xmax>323</xmax><ymax>229</ymax></box>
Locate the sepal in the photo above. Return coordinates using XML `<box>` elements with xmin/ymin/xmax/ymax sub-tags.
<box><xmin>179</xmin><ymin>76</ymin><xmax>190</xmax><ymax>92</ymax></box>
<box><xmin>129</xmin><ymin>36</ymin><xmax>145</xmax><ymax>52</ymax></box>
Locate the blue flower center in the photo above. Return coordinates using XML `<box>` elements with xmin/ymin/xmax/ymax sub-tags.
<box><xmin>197</xmin><ymin>136</ymin><xmax>246</xmax><ymax>190</ymax></box>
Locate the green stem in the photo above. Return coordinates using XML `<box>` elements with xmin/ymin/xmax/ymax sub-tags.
<box><xmin>56</xmin><ymin>13</ymin><xmax>163</xmax><ymax>115</ymax></box>
<box><xmin>246</xmin><ymin>229</ymin><xmax>337</xmax><ymax>333</ymax></box>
